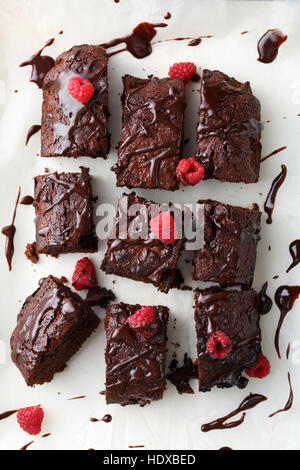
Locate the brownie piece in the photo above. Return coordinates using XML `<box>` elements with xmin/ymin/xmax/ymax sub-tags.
<box><xmin>196</xmin><ymin>69</ymin><xmax>261</xmax><ymax>183</ymax></box>
<box><xmin>101</xmin><ymin>193</ymin><xmax>184</xmax><ymax>293</ymax></box>
<box><xmin>194</xmin><ymin>288</ymin><xmax>261</xmax><ymax>391</ymax></box>
<box><xmin>193</xmin><ymin>199</ymin><xmax>261</xmax><ymax>288</ymax></box>
<box><xmin>10</xmin><ymin>275</ymin><xmax>100</xmax><ymax>386</ymax></box>
<box><xmin>112</xmin><ymin>75</ymin><xmax>185</xmax><ymax>190</ymax></box>
<box><xmin>41</xmin><ymin>44</ymin><xmax>109</xmax><ymax>158</ymax></box>
<box><xmin>105</xmin><ymin>303</ymin><xmax>169</xmax><ymax>405</ymax></box>
<box><xmin>34</xmin><ymin>168</ymin><xmax>97</xmax><ymax>256</ymax></box>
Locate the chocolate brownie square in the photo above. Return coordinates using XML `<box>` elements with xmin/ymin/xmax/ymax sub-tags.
<box><xmin>10</xmin><ymin>275</ymin><xmax>100</xmax><ymax>386</ymax></box>
<box><xmin>105</xmin><ymin>303</ymin><xmax>169</xmax><ymax>405</ymax></box>
<box><xmin>112</xmin><ymin>75</ymin><xmax>185</xmax><ymax>190</ymax></box>
<box><xmin>196</xmin><ymin>69</ymin><xmax>261</xmax><ymax>183</ymax></box>
<box><xmin>194</xmin><ymin>288</ymin><xmax>261</xmax><ymax>391</ymax></box>
<box><xmin>193</xmin><ymin>200</ymin><xmax>261</xmax><ymax>288</ymax></box>
<box><xmin>34</xmin><ymin>168</ymin><xmax>97</xmax><ymax>256</ymax></box>
<box><xmin>101</xmin><ymin>193</ymin><xmax>184</xmax><ymax>293</ymax></box>
<box><xmin>41</xmin><ymin>44</ymin><xmax>109</xmax><ymax>158</ymax></box>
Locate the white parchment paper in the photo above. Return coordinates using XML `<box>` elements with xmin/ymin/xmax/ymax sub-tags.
<box><xmin>0</xmin><ymin>0</ymin><xmax>300</xmax><ymax>450</ymax></box>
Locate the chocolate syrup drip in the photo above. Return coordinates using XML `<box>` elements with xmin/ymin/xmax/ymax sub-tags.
<box><xmin>128</xmin><ymin>445</ymin><xmax>145</xmax><ymax>448</ymax></box>
<box><xmin>67</xmin><ymin>395</ymin><xmax>86</xmax><ymax>400</ymax></box>
<box><xmin>0</xmin><ymin>409</ymin><xmax>17</xmax><ymax>421</ymax></box>
<box><xmin>20</xmin><ymin>441</ymin><xmax>34</xmax><ymax>450</ymax></box>
<box><xmin>237</xmin><ymin>376</ymin><xmax>249</xmax><ymax>390</ymax></box>
<box><xmin>286</xmin><ymin>342</ymin><xmax>291</xmax><ymax>360</ymax></box>
<box><xmin>201</xmin><ymin>393</ymin><xmax>267</xmax><ymax>432</ymax></box>
<box><xmin>90</xmin><ymin>414</ymin><xmax>112</xmax><ymax>423</ymax></box>
<box><xmin>257</xmin><ymin>29</ymin><xmax>287</xmax><ymax>64</ymax></box>
<box><xmin>167</xmin><ymin>354</ymin><xmax>197</xmax><ymax>394</ymax></box>
<box><xmin>1</xmin><ymin>187</ymin><xmax>21</xmax><ymax>271</ymax></box>
<box><xmin>219</xmin><ymin>447</ymin><xmax>232</xmax><ymax>450</ymax></box>
<box><xmin>260</xmin><ymin>146</ymin><xmax>287</xmax><ymax>162</ymax></box>
<box><xmin>286</xmin><ymin>240</ymin><xmax>300</xmax><ymax>273</ymax></box>
<box><xmin>101</xmin><ymin>23</ymin><xmax>167</xmax><ymax>59</ymax></box>
<box><xmin>269</xmin><ymin>372</ymin><xmax>293</xmax><ymax>417</ymax></box>
<box><xmin>42</xmin><ymin>433</ymin><xmax>51</xmax><ymax>438</ymax></box>
<box><xmin>19</xmin><ymin>38</ymin><xmax>55</xmax><ymax>88</ymax></box>
<box><xmin>274</xmin><ymin>285</ymin><xmax>300</xmax><ymax>358</ymax></box>
<box><xmin>188</xmin><ymin>38</ymin><xmax>202</xmax><ymax>46</ymax></box>
<box><xmin>164</xmin><ymin>12</ymin><xmax>171</xmax><ymax>20</ymax></box>
<box><xmin>258</xmin><ymin>282</ymin><xmax>273</xmax><ymax>315</ymax></box>
<box><xmin>241</xmin><ymin>31</ymin><xmax>248</xmax><ymax>35</ymax></box>
<box><xmin>20</xmin><ymin>195</ymin><xmax>34</xmax><ymax>206</ymax></box>
<box><xmin>25</xmin><ymin>125</ymin><xmax>41</xmax><ymax>145</ymax></box>
<box><xmin>264</xmin><ymin>165</ymin><xmax>287</xmax><ymax>224</ymax></box>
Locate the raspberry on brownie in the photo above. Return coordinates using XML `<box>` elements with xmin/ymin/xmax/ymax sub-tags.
<box><xmin>10</xmin><ymin>275</ymin><xmax>100</xmax><ymax>386</ymax></box>
<box><xmin>104</xmin><ymin>303</ymin><xmax>169</xmax><ymax>405</ymax></box>
<box><xmin>41</xmin><ymin>44</ymin><xmax>109</xmax><ymax>158</ymax></box>
<box><xmin>194</xmin><ymin>288</ymin><xmax>261</xmax><ymax>391</ymax></box>
<box><xmin>196</xmin><ymin>69</ymin><xmax>262</xmax><ymax>183</ymax></box>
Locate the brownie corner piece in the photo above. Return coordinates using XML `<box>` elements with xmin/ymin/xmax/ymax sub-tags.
<box><xmin>196</xmin><ymin>69</ymin><xmax>261</xmax><ymax>183</ymax></box>
<box><xmin>194</xmin><ymin>288</ymin><xmax>261</xmax><ymax>391</ymax></box>
<box><xmin>104</xmin><ymin>303</ymin><xmax>169</xmax><ymax>405</ymax></box>
<box><xmin>41</xmin><ymin>44</ymin><xmax>109</xmax><ymax>158</ymax></box>
<box><xmin>34</xmin><ymin>169</ymin><xmax>97</xmax><ymax>256</ymax></box>
<box><xmin>113</xmin><ymin>74</ymin><xmax>185</xmax><ymax>190</ymax></box>
<box><xmin>101</xmin><ymin>193</ymin><xmax>184</xmax><ymax>293</ymax></box>
<box><xmin>10</xmin><ymin>275</ymin><xmax>100</xmax><ymax>386</ymax></box>
<box><xmin>193</xmin><ymin>199</ymin><xmax>261</xmax><ymax>288</ymax></box>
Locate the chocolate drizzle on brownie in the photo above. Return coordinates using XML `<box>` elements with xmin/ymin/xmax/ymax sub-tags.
<box><xmin>274</xmin><ymin>285</ymin><xmax>300</xmax><ymax>358</ymax></box>
<box><xmin>258</xmin><ymin>282</ymin><xmax>273</xmax><ymax>315</ymax></box>
<box><xmin>286</xmin><ymin>240</ymin><xmax>300</xmax><ymax>273</ymax></box>
<box><xmin>201</xmin><ymin>393</ymin><xmax>267</xmax><ymax>432</ymax></box>
<box><xmin>257</xmin><ymin>29</ymin><xmax>287</xmax><ymax>64</ymax></box>
<box><xmin>269</xmin><ymin>372</ymin><xmax>293</xmax><ymax>417</ymax></box>
<box><xmin>25</xmin><ymin>125</ymin><xmax>41</xmax><ymax>145</ymax></box>
<box><xmin>264</xmin><ymin>165</ymin><xmax>287</xmax><ymax>224</ymax></box>
<box><xmin>1</xmin><ymin>186</ymin><xmax>21</xmax><ymax>271</ymax></box>
<box><xmin>101</xmin><ymin>22</ymin><xmax>167</xmax><ymax>59</ymax></box>
<box><xmin>19</xmin><ymin>38</ymin><xmax>55</xmax><ymax>88</ymax></box>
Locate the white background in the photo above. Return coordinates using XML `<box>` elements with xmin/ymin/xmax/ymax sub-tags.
<box><xmin>0</xmin><ymin>0</ymin><xmax>300</xmax><ymax>450</ymax></box>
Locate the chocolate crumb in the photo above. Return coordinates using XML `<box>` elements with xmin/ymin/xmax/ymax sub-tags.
<box><xmin>85</xmin><ymin>286</ymin><xmax>116</xmax><ymax>308</ymax></box>
<box><xmin>25</xmin><ymin>242</ymin><xmax>39</xmax><ymax>264</ymax></box>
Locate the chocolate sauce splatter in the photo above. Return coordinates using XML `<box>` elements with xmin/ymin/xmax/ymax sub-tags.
<box><xmin>257</xmin><ymin>29</ymin><xmax>287</xmax><ymax>64</ymax></box>
<box><xmin>20</xmin><ymin>195</ymin><xmax>34</xmax><ymax>205</ymax></box>
<box><xmin>25</xmin><ymin>125</ymin><xmax>41</xmax><ymax>145</ymax></box>
<box><xmin>274</xmin><ymin>285</ymin><xmax>300</xmax><ymax>358</ymax></box>
<box><xmin>286</xmin><ymin>240</ymin><xmax>300</xmax><ymax>273</ymax></box>
<box><xmin>42</xmin><ymin>433</ymin><xmax>51</xmax><ymax>438</ymax></box>
<box><xmin>258</xmin><ymin>282</ymin><xmax>273</xmax><ymax>315</ymax></box>
<box><xmin>90</xmin><ymin>414</ymin><xmax>112</xmax><ymax>423</ymax></box>
<box><xmin>19</xmin><ymin>38</ymin><xmax>55</xmax><ymax>88</ymax></box>
<box><xmin>128</xmin><ymin>445</ymin><xmax>145</xmax><ymax>448</ymax></box>
<box><xmin>241</xmin><ymin>31</ymin><xmax>248</xmax><ymax>35</ymax></box>
<box><xmin>101</xmin><ymin>22</ymin><xmax>167</xmax><ymax>59</ymax></box>
<box><xmin>237</xmin><ymin>376</ymin><xmax>249</xmax><ymax>390</ymax></box>
<box><xmin>67</xmin><ymin>395</ymin><xmax>86</xmax><ymax>400</ymax></box>
<box><xmin>219</xmin><ymin>447</ymin><xmax>233</xmax><ymax>450</ymax></box>
<box><xmin>58</xmin><ymin>30</ymin><xmax>63</xmax><ymax>35</ymax></box>
<box><xmin>1</xmin><ymin>187</ymin><xmax>21</xmax><ymax>271</ymax></box>
<box><xmin>20</xmin><ymin>441</ymin><xmax>34</xmax><ymax>450</ymax></box>
<box><xmin>286</xmin><ymin>342</ymin><xmax>291</xmax><ymax>360</ymax></box>
<box><xmin>260</xmin><ymin>146</ymin><xmax>287</xmax><ymax>162</ymax></box>
<box><xmin>264</xmin><ymin>165</ymin><xmax>287</xmax><ymax>224</ymax></box>
<box><xmin>164</xmin><ymin>12</ymin><xmax>171</xmax><ymax>20</ymax></box>
<box><xmin>167</xmin><ymin>354</ymin><xmax>197</xmax><ymax>394</ymax></box>
<box><xmin>201</xmin><ymin>393</ymin><xmax>267</xmax><ymax>432</ymax></box>
<box><xmin>188</xmin><ymin>38</ymin><xmax>202</xmax><ymax>46</ymax></box>
<box><xmin>0</xmin><ymin>409</ymin><xmax>17</xmax><ymax>421</ymax></box>
<box><xmin>269</xmin><ymin>372</ymin><xmax>293</xmax><ymax>417</ymax></box>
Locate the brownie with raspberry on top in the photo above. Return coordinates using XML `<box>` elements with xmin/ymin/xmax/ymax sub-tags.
<box><xmin>41</xmin><ymin>44</ymin><xmax>109</xmax><ymax>158</ymax></box>
<box><xmin>101</xmin><ymin>192</ymin><xmax>184</xmax><ymax>293</ymax></box>
<box><xmin>112</xmin><ymin>75</ymin><xmax>185</xmax><ymax>190</ymax></box>
<box><xmin>194</xmin><ymin>288</ymin><xmax>261</xmax><ymax>391</ymax></box>
<box><xmin>196</xmin><ymin>69</ymin><xmax>261</xmax><ymax>183</ymax></box>
<box><xmin>10</xmin><ymin>275</ymin><xmax>100</xmax><ymax>386</ymax></box>
<box><xmin>34</xmin><ymin>168</ymin><xmax>97</xmax><ymax>256</ymax></box>
<box><xmin>104</xmin><ymin>303</ymin><xmax>169</xmax><ymax>405</ymax></box>
<box><xmin>193</xmin><ymin>199</ymin><xmax>261</xmax><ymax>288</ymax></box>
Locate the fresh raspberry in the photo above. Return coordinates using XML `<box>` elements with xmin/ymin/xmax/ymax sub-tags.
<box><xmin>72</xmin><ymin>257</ymin><xmax>97</xmax><ymax>290</ymax></box>
<box><xmin>68</xmin><ymin>76</ymin><xmax>94</xmax><ymax>104</ymax></box>
<box><xmin>127</xmin><ymin>306</ymin><xmax>158</xmax><ymax>337</ymax></box>
<box><xmin>17</xmin><ymin>406</ymin><xmax>44</xmax><ymax>435</ymax></box>
<box><xmin>149</xmin><ymin>212</ymin><xmax>179</xmax><ymax>244</ymax></box>
<box><xmin>245</xmin><ymin>353</ymin><xmax>270</xmax><ymax>379</ymax></box>
<box><xmin>177</xmin><ymin>157</ymin><xmax>205</xmax><ymax>186</ymax></box>
<box><xmin>168</xmin><ymin>62</ymin><xmax>197</xmax><ymax>83</ymax></box>
<box><xmin>206</xmin><ymin>331</ymin><xmax>232</xmax><ymax>359</ymax></box>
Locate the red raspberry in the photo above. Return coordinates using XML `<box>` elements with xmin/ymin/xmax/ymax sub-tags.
<box><xmin>206</xmin><ymin>331</ymin><xmax>232</xmax><ymax>359</ymax></box>
<box><xmin>17</xmin><ymin>406</ymin><xmax>44</xmax><ymax>435</ymax></box>
<box><xmin>68</xmin><ymin>76</ymin><xmax>94</xmax><ymax>104</ymax></box>
<box><xmin>177</xmin><ymin>157</ymin><xmax>205</xmax><ymax>186</ymax></box>
<box><xmin>149</xmin><ymin>212</ymin><xmax>179</xmax><ymax>244</ymax></box>
<box><xmin>127</xmin><ymin>306</ymin><xmax>158</xmax><ymax>337</ymax></box>
<box><xmin>168</xmin><ymin>62</ymin><xmax>197</xmax><ymax>83</ymax></box>
<box><xmin>72</xmin><ymin>257</ymin><xmax>97</xmax><ymax>291</ymax></box>
<box><xmin>245</xmin><ymin>353</ymin><xmax>270</xmax><ymax>379</ymax></box>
